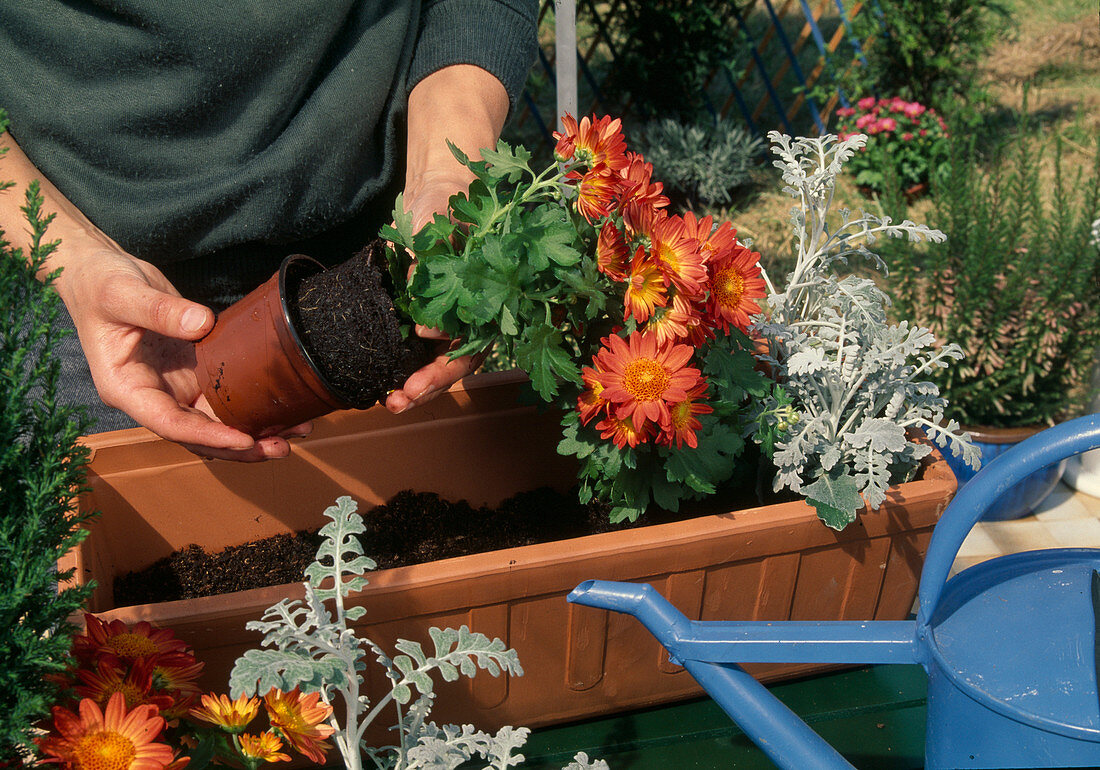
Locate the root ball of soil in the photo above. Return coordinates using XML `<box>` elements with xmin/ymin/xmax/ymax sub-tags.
<box><xmin>290</xmin><ymin>240</ymin><xmax>432</xmax><ymax>407</ymax></box>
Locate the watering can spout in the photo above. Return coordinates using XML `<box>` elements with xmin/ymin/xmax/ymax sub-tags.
<box><xmin>569</xmin><ymin>579</ymin><xmax>856</xmax><ymax>769</ymax></box>
<box><xmin>568</xmin><ymin>579</ymin><xmax>693</xmax><ymax>650</ymax></box>
<box><xmin>570</xmin><ymin>580</ymin><xmax>919</xmax><ymax>666</ymax></box>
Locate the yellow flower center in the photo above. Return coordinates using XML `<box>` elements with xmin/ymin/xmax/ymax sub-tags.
<box><xmin>669</xmin><ymin>401</ymin><xmax>692</xmax><ymax>430</ymax></box>
<box><xmin>73</xmin><ymin>731</ymin><xmax>136</xmax><ymax>770</ymax></box>
<box><xmin>106</xmin><ymin>633</ymin><xmax>159</xmax><ymax>659</ymax></box>
<box><xmin>714</xmin><ymin>268</ymin><xmax>745</xmax><ymax>308</ymax></box>
<box><xmin>105</xmin><ymin>681</ymin><xmax>147</xmax><ymax>708</ymax></box>
<box><xmin>622</xmin><ymin>358</ymin><xmax>669</xmax><ymax>402</ymax></box>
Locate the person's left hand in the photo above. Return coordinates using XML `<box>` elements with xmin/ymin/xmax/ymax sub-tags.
<box><xmin>384</xmin><ymin>168</ymin><xmax>483</xmax><ymax>414</ymax></box>
<box><xmin>383</xmin><ymin>64</ymin><xmax>508</xmax><ymax>415</ymax></box>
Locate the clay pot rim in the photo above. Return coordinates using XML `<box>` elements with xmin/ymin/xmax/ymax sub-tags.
<box><xmin>276</xmin><ymin>254</ymin><xmax>353</xmax><ymax>407</ymax></box>
<box><xmin>962</xmin><ymin>424</ymin><xmax>1050</xmax><ymax>445</ymax></box>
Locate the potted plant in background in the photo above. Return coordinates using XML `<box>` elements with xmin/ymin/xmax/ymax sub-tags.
<box><xmin>883</xmin><ymin>114</ymin><xmax>1100</xmax><ymax>519</ymax></box>
<box><xmin>1064</xmin><ymin>217</ymin><xmax>1100</xmax><ymax>496</ymax></box>
<box><xmin>0</xmin><ymin>108</ymin><xmax>98</xmax><ymax>762</ymax></box>
<box><xmin>61</xmin><ymin>120</ymin><xmax>969</xmax><ymax>738</ymax></box>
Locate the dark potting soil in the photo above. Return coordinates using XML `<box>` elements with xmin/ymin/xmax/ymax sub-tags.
<box><xmin>112</xmin><ymin>457</ymin><xmax>788</xmax><ymax>607</ymax></box>
<box><xmin>112</xmin><ymin>487</ymin><xmax>627</xmax><ymax>606</ymax></box>
<box><xmin>290</xmin><ymin>239</ymin><xmax>432</xmax><ymax>407</ymax></box>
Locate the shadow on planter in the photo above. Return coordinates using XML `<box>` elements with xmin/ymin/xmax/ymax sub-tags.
<box><xmin>941</xmin><ymin>425</ymin><xmax>1067</xmax><ymax>521</ymax></box>
<box><xmin>61</xmin><ymin>370</ymin><xmax>957</xmax><ymax>741</ymax></box>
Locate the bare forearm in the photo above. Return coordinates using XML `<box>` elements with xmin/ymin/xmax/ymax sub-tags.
<box><xmin>0</xmin><ymin>131</ymin><xmax>124</xmax><ymax>284</ymax></box>
<box><xmin>404</xmin><ymin>63</ymin><xmax>510</xmax><ymax>205</ymax></box>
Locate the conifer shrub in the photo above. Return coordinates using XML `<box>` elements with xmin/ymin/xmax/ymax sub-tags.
<box><xmin>0</xmin><ymin>108</ymin><xmax>97</xmax><ymax>759</ymax></box>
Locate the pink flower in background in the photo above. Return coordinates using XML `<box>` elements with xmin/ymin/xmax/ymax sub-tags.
<box><xmin>831</xmin><ymin>96</ymin><xmax>949</xmax><ymax>195</ymax></box>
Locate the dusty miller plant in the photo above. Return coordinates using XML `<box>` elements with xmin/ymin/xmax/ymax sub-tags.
<box><xmin>230</xmin><ymin>496</ymin><xmax>606</xmax><ymax>770</ymax></box>
<box><xmin>751</xmin><ymin>132</ymin><xmax>979</xmax><ymax>530</ymax></box>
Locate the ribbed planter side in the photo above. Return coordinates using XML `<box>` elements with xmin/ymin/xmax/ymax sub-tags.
<box><xmin>62</xmin><ymin>370</ymin><xmax>956</xmax><ymax>739</ymax></box>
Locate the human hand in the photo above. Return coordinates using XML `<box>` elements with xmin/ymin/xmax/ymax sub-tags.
<box><xmin>384</xmin><ymin>168</ymin><xmax>486</xmax><ymax>414</ymax></box>
<box><xmin>384</xmin><ymin>64</ymin><xmax>509</xmax><ymax>415</ymax></box>
<box><xmin>55</xmin><ymin>247</ymin><xmax>311</xmax><ymax>461</ymax></box>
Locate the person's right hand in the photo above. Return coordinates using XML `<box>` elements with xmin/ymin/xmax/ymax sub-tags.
<box><xmin>53</xmin><ymin>246</ymin><xmax>311</xmax><ymax>461</ymax></box>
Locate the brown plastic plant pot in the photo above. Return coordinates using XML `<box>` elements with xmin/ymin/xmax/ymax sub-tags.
<box><xmin>194</xmin><ymin>254</ymin><xmax>351</xmax><ymax>437</ymax></box>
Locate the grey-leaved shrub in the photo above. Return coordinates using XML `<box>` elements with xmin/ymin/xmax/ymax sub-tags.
<box><xmin>751</xmin><ymin>132</ymin><xmax>979</xmax><ymax>530</ymax></box>
<box><xmin>231</xmin><ymin>496</ymin><xmax>608</xmax><ymax>770</ymax></box>
<box><xmin>638</xmin><ymin>117</ymin><xmax>765</xmax><ymax>211</ymax></box>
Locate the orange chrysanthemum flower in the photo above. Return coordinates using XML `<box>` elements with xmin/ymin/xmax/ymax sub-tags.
<box><xmin>682</xmin><ymin>211</ymin><xmax>740</xmax><ymax>264</ymax></box>
<box><xmin>574</xmin><ymin>169</ymin><xmax>620</xmax><ymax>223</ymax></box>
<box><xmin>38</xmin><ymin>693</ymin><xmax>175</xmax><ymax>770</ymax></box>
<box><xmin>577</xmin><ymin>366</ymin><xmax>609</xmax><ymax>426</ymax></box>
<box><xmin>238</xmin><ymin>733</ymin><xmax>291</xmax><ymax>764</ymax></box>
<box><xmin>553</xmin><ymin>114</ymin><xmax>628</xmax><ymax>171</ymax></box>
<box><xmin>74</xmin><ymin>659</ymin><xmax>175</xmax><ymax>715</ymax></box>
<box><xmin>705</xmin><ymin>242</ymin><xmax>767</xmax><ymax>333</ymax></box>
<box><xmin>641</xmin><ymin>211</ymin><xmax>707</xmax><ymax>297</ymax></box>
<box><xmin>645</xmin><ymin>294</ymin><xmax>695</xmax><ymax>346</ymax></box>
<box><xmin>596</xmin><ymin>220</ymin><xmax>629</xmax><ymax>281</ymax></box>
<box><xmin>74</xmin><ymin>615</ymin><xmax>192</xmax><ymax>667</ymax></box>
<box><xmin>681</xmin><ymin>312</ymin><xmax>717</xmax><ymax>347</ymax></box>
<box><xmin>618</xmin><ymin>152</ymin><xmax>669</xmax><ymax>234</ymax></box>
<box><xmin>593</xmin><ymin>331</ymin><xmax>704</xmax><ymax>429</ymax></box>
<box><xmin>595</xmin><ymin>413</ymin><xmax>655</xmax><ymax>449</ymax></box>
<box><xmin>189</xmin><ymin>693</ymin><xmax>260</xmax><ymax>733</ymax></box>
<box><xmin>623</xmin><ymin>247</ymin><xmax>667</xmax><ymax>323</ymax></box>
<box><xmin>263</xmin><ymin>689</ymin><xmax>334</xmax><ymax>764</ymax></box>
<box><xmin>150</xmin><ymin>657</ymin><xmax>204</xmax><ymax>718</ymax></box>
<box><xmin>658</xmin><ymin>382</ymin><xmax>714</xmax><ymax>450</ymax></box>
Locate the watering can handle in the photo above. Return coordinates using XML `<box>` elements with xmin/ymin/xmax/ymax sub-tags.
<box><xmin>917</xmin><ymin>413</ymin><xmax>1100</xmax><ymax>624</ymax></box>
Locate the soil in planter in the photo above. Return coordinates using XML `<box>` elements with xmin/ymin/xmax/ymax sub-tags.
<box><xmin>290</xmin><ymin>239</ymin><xmax>433</xmax><ymax>407</ymax></box>
<box><xmin>113</xmin><ymin>487</ymin><xmax>626</xmax><ymax>606</ymax></box>
<box><xmin>113</xmin><ymin>462</ymin><xmax>792</xmax><ymax>607</ymax></box>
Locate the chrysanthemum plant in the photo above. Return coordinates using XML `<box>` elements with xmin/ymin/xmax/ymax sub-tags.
<box><xmin>38</xmin><ymin>613</ymin><xmax>336</xmax><ymax>769</ymax></box>
<box><xmin>230</xmin><ymin>496</ymin><xmax>607</xmax><ymax>770</ymax></box>
<box><xmin>384</xmin><ymin>115</ymin><xmax>771</xmax><ymax>523</ymax></box>
<box><xmin>750</xmin><ymin>132</ymin><xmax>979</xmax><ymax>529</ymax></box>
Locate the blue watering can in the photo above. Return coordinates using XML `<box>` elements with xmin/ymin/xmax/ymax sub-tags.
<box><xmin>569</xmin><ymin>414</ymin><xmax>1100</xmax><ymax>769</ymax></box>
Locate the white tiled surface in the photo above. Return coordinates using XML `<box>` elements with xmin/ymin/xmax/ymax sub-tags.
<box><xmin>951</xmin><ymin>482</ymin><xmax>1100</xmax><ymax>575</ymax></box>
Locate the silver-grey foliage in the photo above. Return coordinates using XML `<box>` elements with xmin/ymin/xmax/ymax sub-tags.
<box><xmin>230</xmin><ymin>496</ymin><xmax>605</xmax><ymax>770</ymax></box>
<box><xmin>640</xmin><ymin>117</ymin><xmax>765</xmax><ymax>208</ymax></box>
<box><xmin>751</xmin><ymin>133</ymin><xmax>980</xmax><ymax>530</ymax></box>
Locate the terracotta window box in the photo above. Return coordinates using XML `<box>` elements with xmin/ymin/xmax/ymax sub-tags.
<box><xmin>60</xmin><ymin>370</ymin><xmax>956</xmax><ymax>735</ymax></box>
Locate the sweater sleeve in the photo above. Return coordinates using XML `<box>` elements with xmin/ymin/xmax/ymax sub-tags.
<box><xmin>406</xmin><ymin>0</ymin><xmax>538</xmax><ymax>116</ymax></box>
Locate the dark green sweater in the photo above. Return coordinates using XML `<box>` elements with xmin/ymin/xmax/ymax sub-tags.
<box><xmin>0</xmin><ymin>0</ymin><xmax>536</xmax><ymax>300</ymax></box>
